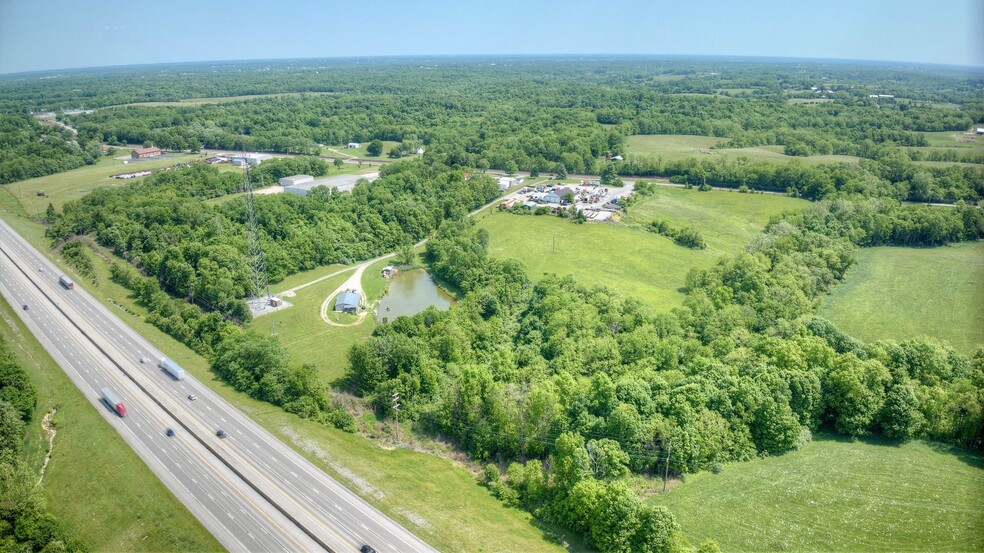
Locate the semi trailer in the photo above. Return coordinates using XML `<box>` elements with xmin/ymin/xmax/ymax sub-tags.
<box><xmin>158</xmin><ymin>357</ymin><xmax>186</xmax><ymax>380</ymax></box>
<box><xmin>101</xmin><ymin>387</ymin><xmax>128</xmax><ymax>417</ymax></box>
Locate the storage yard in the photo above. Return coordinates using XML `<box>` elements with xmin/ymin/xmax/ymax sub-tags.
<box><xmin>497</xmin><ymin>179</ymin><xmax>636</xmax><ymax>221</ymax></box>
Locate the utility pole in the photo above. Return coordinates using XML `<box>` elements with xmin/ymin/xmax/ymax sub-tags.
<box><xmin>662</xmin><ymin>441</ymin><xmax>672</xmax><ymax>493</ymax></box>
<box><xmin>392</xmin><ymin>392</ymin><xmax>401</xmax><ymax>443</ymax></box>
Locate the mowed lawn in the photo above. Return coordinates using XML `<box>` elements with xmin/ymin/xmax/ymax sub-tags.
<box><xmin>478</xmin><ymin>187</ymin><xmax>806</xmax><ymax>310</ymax></box>
<box><xmin>650</xmin><ymin>435</ymin><xmax>984</xmax><ymax>552</ymax></box>
<box><xmin>820</xmin><ymin>242</ymin><xmax>984</xmax><ymax>355</ymax></box>
<box><xmin>626</xmin><ymin>134</ymin><xmax>859</xmax><ymax>165</ymax></box>
<box><xmin>259</xmin><ymin>260</ymin><xmax>383</xmax><ymax>385</ymax></box>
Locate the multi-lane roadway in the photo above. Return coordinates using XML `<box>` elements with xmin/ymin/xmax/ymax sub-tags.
<box><xmin>0</xmin><ymin>218</ymin><xmax>437</xmax><ymax>553</ymax></box>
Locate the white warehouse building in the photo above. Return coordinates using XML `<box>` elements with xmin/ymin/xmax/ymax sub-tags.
<box><xmin>278</xmin><ymin>174</ymin><xmax>314</xmax><ymax>187</ymax></box>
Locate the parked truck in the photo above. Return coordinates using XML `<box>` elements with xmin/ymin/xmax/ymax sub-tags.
<box><xmin>159</xmin><ymin>357</ymin><xmax>186</xmax><ymax>380</ymax></box>
<box><xmin>101</xmin><ymin>387</ymin><xmax>128</xmax><ymax>417</ymax></box>
<box><xmin>58</xmin><ymin>275</ymin><xmax>75</xmax><ymax>289</ymax></box>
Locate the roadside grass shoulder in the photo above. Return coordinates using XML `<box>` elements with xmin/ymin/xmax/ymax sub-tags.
<box><xmin>819</xmin><ymin>242</ymin><xmax>984</xmax><ymax>355</ymax></box>
<box><xmin>649</xmin><ymin>435</ymin><xmax>984</xmax><ymax>552</ymax></box>
<box><xmin>0</xmin><ymin>290</ymin><xmax>221</xmax><ymax>552</ymax></box>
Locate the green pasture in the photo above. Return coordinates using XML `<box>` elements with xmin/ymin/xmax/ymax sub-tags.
<box><xmin>625</xmin><ymin>134</ymin><xmax>860</xmax><ymax>165</ymax></box>
<box><xmin>4</xmin><ymin>151</ymin><xmax>201</xmax><ymax>211</ymax></box>
<box><xmin>819</xmin><ymin>242</ymin><xmax>984</xmax><ymax>355</ymax></box>
<box><xmin>919</xmin><ymin>131</ymin><xmax>984</xmax><ymax>149</ymax></box>
<box><xmin>0</xmin><ymin>292</ymin><xmax>221</xmax><ymax>552</ymax></box>
<box><xmin>478</xmin><ymin>186</ymin><xmax>806</xmax><ymax>310</ymax></box>
<box><xmin>650</xmin><ymin>435</ymin><xmax>984</xmax><ymax>552</ymax></box>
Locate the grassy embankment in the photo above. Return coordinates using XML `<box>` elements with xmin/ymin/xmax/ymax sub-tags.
<box><xmin>0</xmin><ymin>291</ymin><xmax>221</xmax><ymax>551</ymax></box>
<box><xmin>1</xmin><ymin>167</ymin><xmax>570</xmax><ymax>553</ymax></box>
<box><xmin>477</xmin><ymin>186</ymin><xmax>806</xmax><ymax>310</ymax></box>
<box><xmin>650</xmin><ymin>435</ymin><xmax>984</xmax><ymax>552</ymax></box>
<box><xmin>820</xmin><ymin>241</ymin><xmax>984</xmax><ymax>355</ymax></box>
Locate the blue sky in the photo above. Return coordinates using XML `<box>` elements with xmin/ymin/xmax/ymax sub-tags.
<box><xmin>1</xmin><ymin>0</ymin><xmax>981</xmax><ymax>74</ymax></box>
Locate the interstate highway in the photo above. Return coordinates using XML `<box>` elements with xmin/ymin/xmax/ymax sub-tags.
<box><xmin>0</xmin><ymin>218</ymin><xmax>437</xmax><ymax>553</ymax></box>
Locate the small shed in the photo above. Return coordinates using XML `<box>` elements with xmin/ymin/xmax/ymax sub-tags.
<box><xmin>347</xmin><ymin>142</ymin><xmax>361</xmax><ymax>148</ymax></box>
<box><xmin>334</xmin><ymin>290</ymin><xmax>360</xmax><ymax>313</ymax></box>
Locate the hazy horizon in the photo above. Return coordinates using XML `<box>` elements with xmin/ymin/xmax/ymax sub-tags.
<box><xmin>2</xmin><ymin>52</ymin><xmax>982</xmax><ymax>80</ymax></box>
<box><xmin>2</xmin><ymin>0</ymin><xmax>981</xmax><ymax>75</ymax></box>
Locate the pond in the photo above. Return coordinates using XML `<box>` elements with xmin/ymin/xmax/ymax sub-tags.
<box><xmin>375</xmin><ymin>269</ymin><xmax>454</xmax><ymax>322</ymax></box>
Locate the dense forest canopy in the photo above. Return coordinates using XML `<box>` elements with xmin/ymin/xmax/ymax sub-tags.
<box><xmin>2</xmin><ymin>57</ymin><xmax>980</xmax><ymax>199</ymax></box>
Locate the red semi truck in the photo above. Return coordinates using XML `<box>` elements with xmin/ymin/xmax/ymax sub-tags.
<box><xmin>101</xmin><ymin>387</ymin><xmax>128</xmax><ymax>417</ymax></box>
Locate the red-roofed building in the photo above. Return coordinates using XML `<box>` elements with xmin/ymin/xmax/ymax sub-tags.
<box><xmin>131</xmin><ymin>147</ymin><xmax>161</xmax><ymax>159</ymax></box>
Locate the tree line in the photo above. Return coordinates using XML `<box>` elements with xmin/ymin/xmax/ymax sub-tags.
<box><xmin>0</xmin><ymin>337</ymin><xmax>87</xmax><ymax>552</ymax></box>
<box><xmin>347</xmin><ymin>200</ymin><xmax>984</xmax><ymax>551</ymax></box>
<box><xmin>615</xmin><ymin>151</ymin><xmax>983</xmax><ymax>203</ymax></box>
<box><xmin>0</xmin><ymin>114</ymin><xmax>102</xmax><ymax>184</ymax></box>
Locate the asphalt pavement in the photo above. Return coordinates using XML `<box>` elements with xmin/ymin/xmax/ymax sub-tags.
<box><xmin>0</xmin><ymin>219</ymin><xmax>437</xmax><ymax>553</ymax></box>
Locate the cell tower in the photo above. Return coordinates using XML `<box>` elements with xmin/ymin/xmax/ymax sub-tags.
<box><xmin>242</xmin><ymin>160</ymin><xmax>272</xmax><ymax>312</ymax></box>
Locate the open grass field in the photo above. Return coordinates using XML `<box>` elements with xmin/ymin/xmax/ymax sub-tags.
<box><xmin>1</xmin><ymin>191</ymin><xmax>567</xmax><ymax>551</ymax></box>
<box><xmin>4</xmin><ymin>151</ymin><xmax>201</xmax><ymax>212</ymax></box>
<box><xmin>650</xmin><ymin>435</ymin><xmax>984</xmax><ymax>552</ymax></box>
<box><xmin>625</xmin><ymin>134</ymin><xmax>860</xmax><ymax>165</ymax></box>
<box><xmin>322</xmin><ymin>140</ymin><xmax>405</xmax><ymax>160</ymax></box>
<box><xmin>819</xmin><ymin>242</ymin><xmax>984</xmax><ymax>355</ymax></box>
<box><xmin>919</xmin><ymin>131</ymin><xmax>984</xmax><ymax>149</ymax></box>
<box><xmin>476</xmin><ymin>186</ymin><xmax>806</xmax><ymax>310</ymax></box>
<box><xmin>0</xmin><ymin>293</ymin><xmax>221</xmax><ymax>552</ymax></box>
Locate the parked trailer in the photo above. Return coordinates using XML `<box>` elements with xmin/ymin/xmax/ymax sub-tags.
<box><xmin>158</xmin><ymin>357</ymin><xmax>186</xmax><ymax>380</ymax></box>
<box><xmin>101</xmin><ymin>387</ymin><xmax>128</xmax><ymax>417</ymax></box>
<box><xmin>58</xmin><ymin>275</ymin><xmax>75</xmax><ymax>289</ymax></box>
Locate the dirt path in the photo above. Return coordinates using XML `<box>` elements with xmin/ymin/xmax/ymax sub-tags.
<box><xmin>38</xmin><ymin>410</ymin><xmax>57</xmax><ymax>485</ymax></box>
